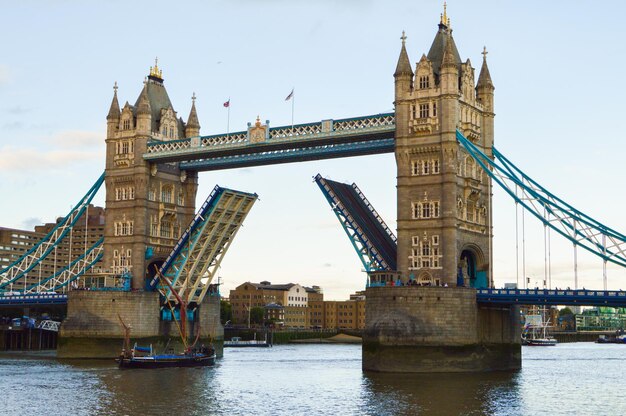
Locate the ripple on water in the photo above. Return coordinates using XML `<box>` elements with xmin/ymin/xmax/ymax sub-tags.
<box><xmin>1</xmin><ymin>343</ymin><xmax>625</xmax><ymax>416</ymax></box>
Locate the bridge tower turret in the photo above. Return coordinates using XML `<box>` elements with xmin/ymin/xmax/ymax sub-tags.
<box><xmin>106</xmin><ymin>82</ymin><xmax>120</xmax><ymax>138</ymax></box>
<box><xmin>103</xmin><ymin>61</ymin><xmax>199</xmax><ymax>290</ymax></box>
<box><xmin>185</xmin><ymin>93</ymin><xmax>201</xmax><ymax>138</ymax></box>
<box><xmin>393</xmin><ymin>12</ymin><xmax>494</xmax><ymax>289</ymax></box>
<box><xmin>364</xmin><ymin>6</ymin><xmax>519</xmax><ymax>373</ymax></box>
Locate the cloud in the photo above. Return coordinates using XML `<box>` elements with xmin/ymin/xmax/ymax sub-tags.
<box><xmin>2</xmin><ymin>121</ymin><xmax>24</xmax><ymax>130</ymax></box>
<box><xmin>0</xmin><ymin>130</ymin><xmax>104</xmax><ymax>172</ymax></box>
<box><xmin>50</xmin><ymin>130</ymin><xmax>103</xmax><ymax>149</ymax></box>
<box><xmin>21</xmin><ymin>217</ymin><xmax>44</xmax><ymax>230</ymax></box>
<box><xmin>0</xmin><ymin>65</ymin><xmax>9</xmax><ymax>86</ymax></box>
<box><xmin>0</xmin><ymin>147</ymin><xmax>102</xmax><ymax>172</ymax></box>
<box><xmin>6</xmin><ymin>106</ymin><xmax>31</xmax><ymax>115</ymax></box>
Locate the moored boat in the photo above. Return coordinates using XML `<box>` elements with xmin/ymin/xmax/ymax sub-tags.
<box><xmin>224</xmin><ymin>336</ymin><xmax>271</xmax><ymax>348</ymax></box>
<box><xmin>522</xmin><ymin>314</ymin><xmax>557</xmax><ymax>346</ymax></box>
<box><xmin>116</xmin><ymin>268</ymin><xmax>217</xmax><ymax>369</ymax></box>
<box><xmin>596</xmin><ymin>331</ymin><xmax>626</xmax><ymax>344</ymax></box>
<box><xmin>117</xmin><ymin>345</ymin><xmax>216</xmax><ymax>369</ymax></box>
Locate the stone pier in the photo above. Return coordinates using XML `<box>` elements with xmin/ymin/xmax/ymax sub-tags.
<box><xmin>57</xmin><ymin>291</ymin><xmax>223</xmax><ymax>359</ymax></box>
<box><xmin>362</xmin><ymin>287</ymin><xmax>520</xmax><ymax>372</ymax></box>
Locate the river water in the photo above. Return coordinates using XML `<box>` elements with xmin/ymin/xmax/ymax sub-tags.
<box><xmin>1</xmin><ymin>343</ymin><xmax>625</xmax><ymax>415</ymax></box>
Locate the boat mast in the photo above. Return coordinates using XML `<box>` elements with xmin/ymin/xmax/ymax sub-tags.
<box><xmin>156</xmin><ymin>268</ymin><xmax>189</xmax><ymax>349</ymax></box>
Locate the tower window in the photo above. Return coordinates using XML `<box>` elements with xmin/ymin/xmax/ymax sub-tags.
<box><xmin>432</xmin><ymin>102</ymin><xmax>437</xmax><ymax>117</ymax></box>
<box><xmin>419</xmin><ymin>76</ymin><xmax>430</xmax><ymax>89</ymax></box>
<box><xmin>433</xmin><ymin>201</ymin><xmax>440</xmax><ymax>218</ymax></box>
<box><xmin>161</xmin><ymin>186</ymin><xmax>173</xmax><ymax>204</ymax></box>
<box><xmin>419</xmin><ymin>104</ymin><xmax>429</xmax><ymax>119</ymax></box>
<box><xmin>422</xmin><ymin>160</ymin><xmax>430</xmax><ymax>175</ymax></box>
<box><xmin>411</xmin><ymin>105</ymin><xmax>417</xmax><ymax>120</ymax></box>
<box><xmin>411</xmin><ymin>160</ymin><xmax>420</xmax><ymax>176</ymax></box>
<box><xmin>123</xmin><ymin>119</ymin><xmax>131</xmax><ymax>130</ymax></box>
<box><xmin>432</xmin><ymin>159</ymin><xmax>440</xmax><ymax>174</ymax></box>
<box><xmin>412</xmin><ymin>200</ymin><xmax>440</xmax><ymax>220</ymax></box>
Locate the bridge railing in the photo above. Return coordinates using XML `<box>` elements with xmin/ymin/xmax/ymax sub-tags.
<box><xmin>145</xmin><ymin>113</ymin><xmax>395</xmax><ymax>157</ymax></box>
<box><xmin>478</xmin><ymin>288</ymin><xmax>626</xmax><ymax>297</ymax></box>
<box><xmin>0</xmin><ymin>293</ymin><xmax>68</xmax><ymax>305</ymax></box>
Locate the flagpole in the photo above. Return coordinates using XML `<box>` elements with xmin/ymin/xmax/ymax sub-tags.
<box><xmin>227</xmin><ymin>98</ymin><xmax>230</xmax><ymax>138</ymax></box>
<box><xmin>291</xmin><ymin>91</ymin><xmax>294</xmax><ymax>133</ymax></box>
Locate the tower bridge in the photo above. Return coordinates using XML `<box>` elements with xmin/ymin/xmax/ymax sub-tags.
<box><xmin>1</xmin><ymin>6</ymin><xmax>625</xmax><ymax>370</ymax></box>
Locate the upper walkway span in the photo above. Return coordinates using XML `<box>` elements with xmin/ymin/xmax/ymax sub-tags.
<box><xmin>144</xmin><ymin>113</ymin><xmax>395</xmax><ymax>170</ymax></box>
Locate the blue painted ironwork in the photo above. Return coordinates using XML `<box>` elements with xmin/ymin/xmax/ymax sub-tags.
<box><xmin>456</xmin><ymin>130</ymin><xmax>626</xmax><ymax>269</ymax></box>
<box><xmin>0</xmin><ymin>293</ymin><xmax>67</xmax><ymax>306</ymax></box>
<box><xmin>315</xmin><ymin>174</ymin><xmax>397</xmax><ymax>272</ymax></box>
<box><xmin>477</xmin><ymin>288</ymin><xmax>626</xmax><ymax>307</ymax></box>
<box><xmin>179</xmin><ymin>138</ymin><xmax>395</xmax><ymax>171</ymax></box>
<box><xmin>150</xmin><ymin>185</ymin><xmax>223</xmax><ymax>291</ymax></box>
<box><xmin>23</xmin><ymin>237</ymin><xmax>104</xmax><ymax>293</ymax></box>
<box><xmin>144</xmin><ymin>113</ymin><xmax>395</xmax><ymax>170</ymax></box>
<box><xmin>0</xmin><ymin>173</ymin><xmax>105</xmax><ymax>288</ymax></box>
<box><xmin>154</xmin><ymin>185</ymin><xmax>258</xmax><ymax>304</ymax></box>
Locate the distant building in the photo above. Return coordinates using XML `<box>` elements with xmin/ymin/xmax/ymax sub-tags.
<box><xmin>0</xmin><ymin>205</ymin><xmax>105</xmax><ymax>290</ymax></box>
<box><xmin>229</xmin><ymin>281</ymin><xmax>311</xmax><ymax>328</ymax></box>
<box><xmin>228</xmin><ymin>281</ymin><xmax>366</xmax><ymax>329</ymax></box>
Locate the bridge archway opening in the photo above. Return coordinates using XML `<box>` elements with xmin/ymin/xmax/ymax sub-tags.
<box><xmin>460</xmin><ymin>245</ymin><xmax>488</xmax><ymax>289</ymax></box>
<box><xmin>145</xmin><ymin>259</ymin><xmax>166</xmax><ymax>291</ymax></box>
<box><xmin>418</xmin><ymin>272</ymin><xmax>440</xmax><ymax>286</ymax></box>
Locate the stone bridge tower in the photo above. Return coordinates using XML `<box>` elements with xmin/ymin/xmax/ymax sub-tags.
<box><xmin>104</xmin><ymin>62</ymin><xmax>200</xmax><ymax>289</ymax></box>
<box><xmin>363</xmin><ymin>8</ymin><xmax>519</xmax><ymax>373</ymax></box>
<box><xmin>394</xmin><ymin>11</ymin><xmax>495</xmax><ymax>289</ymax></box>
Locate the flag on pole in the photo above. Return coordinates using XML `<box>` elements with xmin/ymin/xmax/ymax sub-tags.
<box><xmin>223</xmin><ymin>99</ymin><xmax>230</xmax><ymax>108</ymax></box>
<box><xmin>284</xmin><ymin>89</ymin><xmax>294</xmax><ymax>101</ymax></box>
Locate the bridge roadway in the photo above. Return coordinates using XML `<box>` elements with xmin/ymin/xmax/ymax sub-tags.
<box><xmin>0</xmin><ymin>293</ymin><xmax>67</xmax><ymax>306</ymax></box>
<box><xmin>5</xmin><ymin>289</ymin><xmax>626</xmax><ymax>308</ymax></box>
<box><xmin>144</xmin><ymin>113</ymin><xmax>395</xmax><ymax>170</ymax></box>
<box><xmin>477</xmin><ymin>288</ymin><xmax>626</xmax><ymax>307</ymax></box>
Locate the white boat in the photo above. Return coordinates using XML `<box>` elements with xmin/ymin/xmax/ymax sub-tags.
<box><xmin>224</xmin><ymin>336</ymin><xmax>271</xmax><ymax>348</ymax></box>
<box><xmin>522</xmin><ymin>314</ymin><xmax>557</xmax><ymax>346</ymax></box>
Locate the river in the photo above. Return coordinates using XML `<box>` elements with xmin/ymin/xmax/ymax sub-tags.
<box><xmin>1</xmin><ymin>342</ymin><xmax>625</xmax><ymax>415</ymax></box>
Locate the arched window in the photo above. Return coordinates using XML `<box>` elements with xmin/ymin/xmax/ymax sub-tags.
<box><xmin>161</xmin><ymin>186</ymin><xmax>173</xmax><ymax>203</ymax></box>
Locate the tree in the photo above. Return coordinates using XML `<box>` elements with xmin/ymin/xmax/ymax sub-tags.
<box><xmin>250</xmin><ymin>307</ymin><xmax>264</xmax><ymax>325</ymax></box>
<box><xmin>220</xmin><ymin>300</ymin><xmax>232</xmax><ymax>325</ymax></box>
<box><xmin>559</xmin><ymin>307</ymin><xmax>574</xmax><ymax>317</ymax></box>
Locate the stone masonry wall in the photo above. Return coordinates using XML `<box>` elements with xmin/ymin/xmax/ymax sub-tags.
<box><xmin>363</xmin><ymin>286</ymin><xmax>521</xmax><ymax>372</ymax></box>
<box><xmin>364</xmin><ymin>286</ymin><xmax>478</xmax><ymax>346</ymax></box>
<box><xmin>60</xmin><ymin>291</ymin><xmax>161</xmax><ymax>338</ymax></box>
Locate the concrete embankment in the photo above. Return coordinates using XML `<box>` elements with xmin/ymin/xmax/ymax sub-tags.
<box><xmin>552</xmin><ymin>331</ymin><xmax>614</xmax><ymax>343</ymax></box>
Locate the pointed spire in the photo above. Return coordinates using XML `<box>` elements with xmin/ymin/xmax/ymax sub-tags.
<box><xmin>186</xmin><ymin>92</ymin><xmax>200</xmax><ymax>130</ymax></box>
<box><xmin>441</xmin><ymin>33</ymin><xmax>457</xmax><ymax>69</ymax></box>
<box><xmin>107</xmin><ymin>81</ymin><xmax>120</xmax><ymax>121</ymax></box>
<box><xmin>477</xmin><ymin>46</ymin><xmax>494</xmax><ymax>88</ymax></box>
<box><xmin>149</xmin><ymin>57</ymin><xmax>163</xmax><ymax>82</ymax></box>
<box><xmin>394</xmin><ymin>31</ymin><xmax>413</xmax><ymax>77</ymax></box>
<box><xmin>137</xmin><ymin>82</ymin><xmax>151</xmax><ymax>115</ymax></box>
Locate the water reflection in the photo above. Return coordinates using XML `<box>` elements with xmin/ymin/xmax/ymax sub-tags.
<box><xmin>361</xmin><ymin>370</ymin><xmax>521</xmax><ymax>416</ymax></box>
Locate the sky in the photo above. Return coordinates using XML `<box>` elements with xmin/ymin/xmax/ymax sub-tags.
<box><xmin>1</xmin><ymin>1</ymin><xmax>626</xmax><ymax>300</ymax></box>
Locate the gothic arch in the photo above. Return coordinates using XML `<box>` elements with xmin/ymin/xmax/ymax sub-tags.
<box><xmin>459</xmin><ymin>243</ymin><xmax>488</xmax><ymax>289</ymax></box>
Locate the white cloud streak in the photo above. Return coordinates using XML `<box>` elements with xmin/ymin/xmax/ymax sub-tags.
<box><xmin>0</xmin><ymin>65</ymin><xmax>10</xmax><ymax>86</ymax></box>
<box><xmin>0</xmin><ymin>130</ymin><xmax>104</xmax><ymax>172</ymax></box>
